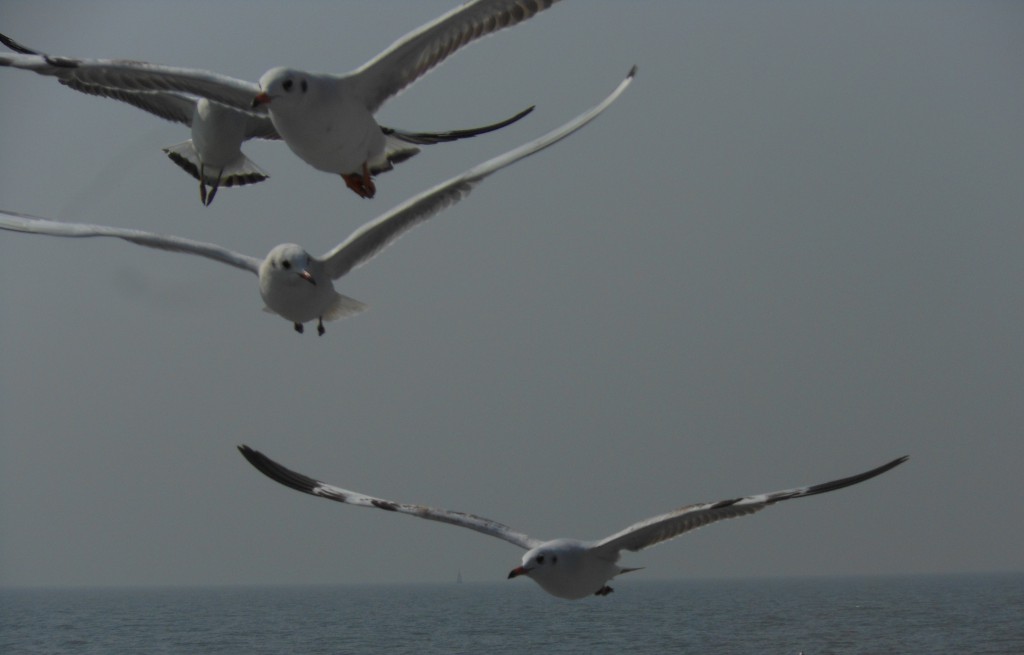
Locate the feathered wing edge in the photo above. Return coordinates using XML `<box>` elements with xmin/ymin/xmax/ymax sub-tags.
<box><xmin>238</xmin><ymin>445</ymin><xmax>542</xmax><ymax>550</ymax></box>
<box><xmin>591</xmin><ymin>456</ymin><xmax>910</xmax><ymax>558</ymax></box>
<box><xmin>354</xmin><ymin>0</ymin><xmax>559</xmax><ymax>113</ymax></box>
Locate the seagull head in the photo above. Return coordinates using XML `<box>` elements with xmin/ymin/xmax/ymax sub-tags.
<box><xmin>509</xmin><ymin>540</ymin><xmax>618</xmax><ymax>599</ymax></box>
<box><xmin>254</xmin><ymin>67</ymin><xmax>311</xmax><ymax>108</ymax></box>
<box><xmin>261</xmin><ymin>243</ymin><xmax>317</xmax><ymax>286</ymax></box>
<box><xmin>509</xmin><ymin>544</ymin><xmax>561</xmax><ymax>581</ymax></box>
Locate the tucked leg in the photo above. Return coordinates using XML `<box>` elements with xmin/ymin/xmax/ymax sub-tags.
<box><xmin>199</xmin><ymin>164</ymin><xmax>208</xmax><ymax>205</ymax></box>
<box><xmin>341</xmin><ymin>161</ymin><xmax>376</xmax><ymax>199</ymax></box>
<box><xmin>595</xmin><ymin>586</ymin><xmax>614</xmax><ymax>596</ymax></box>
<box><xmin>205</xmin><ymin>169</ymin><xmax>223</xmax><ymax>206</ymax></box>
<box><xmin>294</xmin><ymin>322</ymin><xmax>304</xmax><ymax>334</ymax></box>
<box><xmin>317</xmin><ymin>317</ymin><xmax>325</xmax><ymax>336</ymax></box>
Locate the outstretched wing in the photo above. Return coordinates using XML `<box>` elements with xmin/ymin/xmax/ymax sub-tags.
<box><xmin>0</xmin><ymin>50</ymin><xmax>260</xmax><ymax>112</ymax></box>
<box><xmin>238</xmin><ymin>445</ymin><xmax>542</xmax><ymax>550</ymax></box>
<box><xmin>1</xmin><ymin>31</ymin><xmax>193</xmax><ymax>124</ymax></box>
<box><xmin>351</xmin><ymin>0</ymin><xmax>560</xmax><ymax>113</ymax></box>
<box><xmin>591</xmin><ymin>456</ymin><xmax>909</xmax><ymax>558</ymax></box>
<box><xmin>0</xmin><ymin>209</ymin><xmax>261</xmax><ymax>275</ymax></box>
<box><xmin>321</xmin><ymin>66</ymin><xmax>636</xmax><ymax>279</ymax></box>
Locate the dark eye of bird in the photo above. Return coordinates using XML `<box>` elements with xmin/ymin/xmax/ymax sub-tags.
<box><xmin>552</xmin><ymin>556</ymin><xmax>558</xmax><ymax>564</ymax></box>
<box><xmin>536</xmin><ymin>555</ymin><xmax>545</xmax><ymax>564</ymax></box>
<box><xmin>301</xmin><ymin>79</ymin><xmax>308</xmax><ymax>93</ymax></box>
<box><xmin>282</xmin><ymin>260</ymin><xmax>292</xmax><ymax>270</ymax></box>
<box><xmin>283</xmin><ymin>79</ymin><xmax>293</xmax><ymax>92</ymax></box>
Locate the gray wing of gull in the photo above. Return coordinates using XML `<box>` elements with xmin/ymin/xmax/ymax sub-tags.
<box><xmin>0</xmin><ymin>50</ymin><xmax>261</xmax><ymax>112</ymax></box>
<box><xmin>238</xmin><ymin>445</ymin><xmax>543</xmax><ymax>551</ymax></box>
<box><xmin>1</xmin><ymin>31</ymin><xmax>185</xmax><ymax>124</ymax></box>
<box><xmin>42</xmin><ymin>80</ymin><xmax>279</xmax><ymax>139</ymax></box>
<box><xmin>0</xmin><ymin>31</ymin><xmax>278</xmax><ymax>137</ymax></box>
<box><xmin>591</xmin><ymin>456</ymin><xmax>909</xmax><ymax>558</ymax></box>
<box><xmin>351</xmin><ymin>0</ymin><xmax>560</xmax><ymax>113</ymax></box>
<box><xmin>58</xmin><ymin>78</ymin><xmax>198</xmax><ymax>125</ymax></box>
<box><xmin>0</xmin><ymin>209</ymin><xmax>261</xmax><ymax>275</ymax></box>
<box><xmin>320</xmin><ymin>66</ymin><xmax>635</xmax><ymax>280</ymax></box>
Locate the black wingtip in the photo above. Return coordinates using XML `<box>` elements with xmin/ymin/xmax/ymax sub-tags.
<box><xmin>801</xmin><ymin>455</ymin><xmax>910</xmax><ymax>499</ymax></box>
<box><xmin>237</xmin><ymin>444</ymin><xmax>323</xmax><ymax>496</ymax></box>
<box><xmin>0</xmin><ymin>31</ymin><xmax>39</xmax><ymax>55</ymax></box>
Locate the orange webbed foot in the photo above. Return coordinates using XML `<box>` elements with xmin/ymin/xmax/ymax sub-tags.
<box><xmin>341</xmin><ymin>162</ymin><xmax>376</xmax><ymax>198</ymax></box>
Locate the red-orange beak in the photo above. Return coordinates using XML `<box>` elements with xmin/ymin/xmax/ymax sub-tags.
<box><xmin>507</xmin><ymin>566</ymin><xmax>527</xmax><ymax>579</ymax></box>
<box><xmin>251</xmin><ymin>91</ymin><xmax>271</xmax><ymax>108</ymax></box>
<box><xmin>299</xmin><ymin>270</ymin><xmax>316</xmax><ymax>286</ymax></box>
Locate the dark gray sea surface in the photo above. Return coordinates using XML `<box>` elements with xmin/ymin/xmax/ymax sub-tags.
<box><xmin>2</xmin><ymin>573</ymin><xmax>1021</xmax><ymax>654</ymax></box>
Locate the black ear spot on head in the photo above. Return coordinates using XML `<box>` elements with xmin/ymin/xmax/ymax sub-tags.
<box><xmin>301</xmin><ymin>79</ymin><xmax>308</xmax><ymax>93</ymax></box>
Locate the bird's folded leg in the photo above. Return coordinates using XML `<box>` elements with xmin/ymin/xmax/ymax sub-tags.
<box><xmin>199</xmin><ymin>164</ymin><xmax>208</xmax><ymax>206</ymax></box>
<box><xmin>595</xmin><ymin>586</ymin><xmax>614</xmax><ymax>596</ymax></box>
<box><xmin>317</xmin><ymin>317</ymin><xmax>325</xmax><ymax>336</ymax></box>
<box><xmin>205</xmin><ymin>169</ymin><xmax>223</xmax><ymax>206</ymax></box>
<box><xmin>341</xmin><ymin>161</ymin><xmax>376</xmax><ymax>199</ymax></box>
<box><xmin>294</xmin><ymin>322</ymin><xmax>304</xmax><ymax>334</ymax></box>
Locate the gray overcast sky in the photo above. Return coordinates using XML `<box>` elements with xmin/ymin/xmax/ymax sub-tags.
<box><xmin>1</xmin><ymin>1</ymin><xmax>1022</xmax><ymax>589</ymax></box>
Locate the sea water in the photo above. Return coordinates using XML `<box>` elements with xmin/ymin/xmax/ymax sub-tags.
<box><xmin>2</xmin><ymin>573</ymin><xmax>1021</xmax><ymax>654</ymax></box>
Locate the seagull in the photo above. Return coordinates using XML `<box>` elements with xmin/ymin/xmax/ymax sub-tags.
<box><xmin>0</xmin><ymin>67</ymin><xmax>634</xmax><ymax>335</ymax></box>
<box><xmin>237</xmin><ymin>445</ymin><xmax>909</xmax><ymax>600</ymax></box>
<box><xmin>0</xmin><ymin>0</ymin><xmax>562</xmax><ymax>199</ymax></box>
<box><xmin>0</xmin><ymin>32</ymin><xmax>534</xmax><ymax>207</ymax></box>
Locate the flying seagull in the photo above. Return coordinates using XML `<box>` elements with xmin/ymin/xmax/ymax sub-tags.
<box><xmin>237</xmin><ymin>445</ymin><xmax>908</xmax><ymax>599</ymax></box>
<box><xmin>0</xmin><ymin>67</ymin><xmax>634</xmax><ymax>335</ymax></box>
<box><xmin>0</xmin><ymin>0</ymin><xmax>562</xmax><ymax>199</ymax></box>
<box><xmin>0</xmin><ymin>31</ymin><xmax>534</xmax><ymax>206</ymax></box>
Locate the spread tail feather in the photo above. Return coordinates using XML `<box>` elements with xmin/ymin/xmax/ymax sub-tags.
<box><xmin>162</xmin><ymin>141</ymin><xmax>269</xmax><ymax>187</ymax></box>
<box><xmin>323</xmin><ymin>293</ymin><xmax>369</xmax><ymax>321</ymax></box>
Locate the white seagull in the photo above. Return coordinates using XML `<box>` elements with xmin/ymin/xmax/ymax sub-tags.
<box><xmin>237</xmin><ymin>445</ymin><xmax>909</xmax><ymax>599</ymax></box>
<box><xmin>0</xmin><ymin>67</ymin><xmax>634</xmax><ymax>336</ymax></box>
<box><xmin>0</xmin><ymin>31</ymin><xmax>534</xmax><ymax>207</ymax></box>
<box><xmin>0</xmin><ymin>0</ymin><xmax>562</xmax><ymax>199</ymax></box>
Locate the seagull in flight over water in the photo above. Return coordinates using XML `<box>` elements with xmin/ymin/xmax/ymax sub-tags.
<box><xmin>0</xmin><ymin>68</ymin><xmax>635</xmax><ymax>336</ymax></box>
<box><xmin>0</xmin><ymin>31</ymin><xmax>534</xmax><ymax>206</ymax></box>
<box><xmin>237</xmin><ymin>445</ymin><xmax>908</xmax><ymax>599</ymax></box>
<box><xmin>0</xmin><ymin>0</ymin><xmax>562</xmax><ymax>199</ymax></box>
